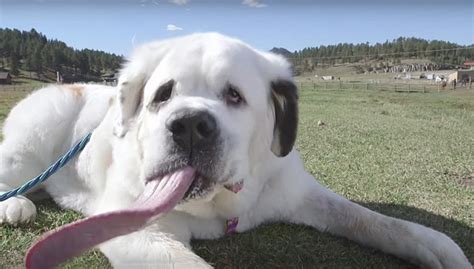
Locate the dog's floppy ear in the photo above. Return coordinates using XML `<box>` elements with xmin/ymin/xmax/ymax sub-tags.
<box><xmin>113</xmin><ymin>40</ymin><xmax>172</xmax><ymax>137</ymax></box>
<box><xmin>270</xmin><ymin>79</ymin><xmax>298</xmax><ymax>157</ymax></box>
<box><xmin>113</xmin><ymin>73</ymin><xmax>146</xmax><ymax>137</ymax></box>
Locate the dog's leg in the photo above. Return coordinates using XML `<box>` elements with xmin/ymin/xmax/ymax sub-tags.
<box><xmin>0</xmin><ymin>144</ymin><xmax>41</xmax><ymax>224</ymax></box>
<box><xmin>0</xmin><ymin>183</ymin><xmax>36</xmax><ymax>224</ymax></box>
<box><xmin>280</xmin><ymin>169</ymin><xmax>471</xmax><ymax>269</ymax></box>
<box><xmin>0</xmin><ymin>85</ymin><xmax>98</xmax><ymax>224</ymax></box>
<box><xmin>99</xmin><ymin>227</ymin><xmax>212</xmax><ymax>269</ymax></box>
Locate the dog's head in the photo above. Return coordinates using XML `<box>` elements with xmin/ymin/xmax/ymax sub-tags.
<box><xmin>114</xmin><ymin>33</ymin><xmax>298</xmax><ymax>204</ymax></box>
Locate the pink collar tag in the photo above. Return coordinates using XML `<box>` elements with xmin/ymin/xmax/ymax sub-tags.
<box><xmin>225</xmin><ymin>217</ymin><xmax>239</xmax><ymax>235</ymax></box>
<box><xmin>225</xmin><ymin>181</ymin><xmax>243</xmax><ymax>193</ymax></box>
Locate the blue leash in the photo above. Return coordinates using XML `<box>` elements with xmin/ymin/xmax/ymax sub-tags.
<box><xmin>0</xmin><ymin>133</ymin><xmax>92</xmax><ymax>202</ymax></box>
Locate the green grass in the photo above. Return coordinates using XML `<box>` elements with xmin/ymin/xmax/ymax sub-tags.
<box><xmin>0</xmin><ymin>86</ymin><xmax>473</xmax><ymax>268</ymax></box>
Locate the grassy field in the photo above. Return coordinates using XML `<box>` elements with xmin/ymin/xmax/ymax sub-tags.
<box><xmin>0</xmin><ymin>84</ymin><xmax>473</xmax><ymax>268</ymax></box>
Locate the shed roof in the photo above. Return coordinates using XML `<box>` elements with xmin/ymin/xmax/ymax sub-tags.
<box><xmin>0</xmin><ymin>72</ymin><xmax>11</xmax><ymax>79</ymax></box>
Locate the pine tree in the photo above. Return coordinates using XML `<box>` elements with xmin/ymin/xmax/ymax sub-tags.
<box><xmin>10</xmin><ymin>52</ymin><xmax>19</xmax><ymax>76</ymax></box>
<box><xmin>0</xmin><ymin>28</ymin><xmax>124</xmax><ymax>78</ymax></box>
<box><xmin>32</xmin><ymin>47</ymin><xmax>43</xmax><ymax>74</ymax></box>
<box><xmin>78</xmin><ymin>53</ymin><xmax>89</xmax><ymax>74</ymax></box>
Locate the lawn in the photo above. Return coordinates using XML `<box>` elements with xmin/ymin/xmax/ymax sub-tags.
<box><xmin>0</xmin><ymin>85</ymin><xmax>473</xmax><ymax>268</ymax></box>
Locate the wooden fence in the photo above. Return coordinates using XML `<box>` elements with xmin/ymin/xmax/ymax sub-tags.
<box><xmin>0</xmin><ymin>81</ymin><xmax>472</xmax><ymax>94</ymax></box>
<box><xmin>298</xmin><ymin>81</ymin><xmax>471</xmax><ymax>93</ymax></box>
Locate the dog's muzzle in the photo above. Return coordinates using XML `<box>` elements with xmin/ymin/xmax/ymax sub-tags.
<box><xmin>166</xmin><ymin>109</ymin><xmax>218</xmax><ymax>156</ymax></box>
<box><xmin>162</xmin><ymin>109</ymin><xmax>222</xmax><ymax>199</ymax></box>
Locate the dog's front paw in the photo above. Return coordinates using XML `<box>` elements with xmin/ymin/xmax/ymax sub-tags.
<box><xmin>0</xmin><ymin>196</ymin><xmax>37</xmax><ymax>225</ymax></box>
<box><xmin>420</xmin><ymin>230</ymin><xmax>472</xmax><ymax>269</ymax></box>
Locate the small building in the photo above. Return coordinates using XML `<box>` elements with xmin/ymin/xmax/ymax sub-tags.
<box><xmin>426</xmin><ymin>74</ymin><xmax>435</xmax><ymax>80</ymax></box>
<box><xmin>463</xmin><ymin>61</ymin><xmax>474</xmax><ymax>70</ymax></box>
<box><xmin>0</xmin><ymin>72</ymin><xmax>12</xmax><ymax>84</ymax></box>
<box><xmin>448</xmin><ymin>70</ymin><xmax>474</xmax><ymax>83</ymax></box>
<box><xmin>102</xmin><ymin>73</ymin><xmax>119</xmax><ymax>85</ymax></box>
<box><xmin>435</xmin><ymin>75</ymin><xmax>445</xmax><ymax>83</ymax></box>
<box><xmin>321</xmin><ymin>75</ymin><xmax>334</xmax><ymax>80</ymax></box>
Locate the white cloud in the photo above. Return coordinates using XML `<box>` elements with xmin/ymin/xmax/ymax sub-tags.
<box><xmin>169</xmin><ymin>0</ymin><xmax>188</xmax><ymax>5</ymax></box>
<box><xmin>139</xmin><ymin>0</ymin><xmax>159</xmax><ymax>7</ymax></box>
<box><xmin>242</xmin><ymin>0</ymin><xmax>267</xmax><ymax>8</ymax></box>
<box><xmin>167</xmin><ymin>24</ymin><xmax>184</xmax><ymax>31</ymax></box>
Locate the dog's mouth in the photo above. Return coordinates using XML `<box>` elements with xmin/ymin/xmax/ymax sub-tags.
<box><xmin>147</xmin><ymin>167</ymin><xmax>214</xmax><ymax>201</ymax></box>
<box><xmin>25</xmin><ymin>166</ymin><xmax>197</xmax><ymax>269</ymax></box>
<box><xmin>183</xmin><ymin>172</ymin><xmax>213</xmax><ymax>199</ymax></box>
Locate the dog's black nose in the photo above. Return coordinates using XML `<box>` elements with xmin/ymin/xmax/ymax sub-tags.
<box><xmin>166</xmin><ymin>111</ymin><xmax>218</xmax><ymax>152</ymax></box>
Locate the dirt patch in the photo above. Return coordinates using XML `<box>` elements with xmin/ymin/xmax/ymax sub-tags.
<box><xmin>443</xmin><ymin>170</ymin><xmax>474</xmax><ymax>188</ymax></box>
<box><xmin>459</xmin><ymin>175</ymin><xmax>474</xmax><ymax>187</ymax></box>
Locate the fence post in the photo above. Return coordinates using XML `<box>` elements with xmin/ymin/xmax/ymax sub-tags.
<box><xmin>313</xmin><ymin>83</ymin><xmax>315</xmax><ymax>90</ymax></box>
<box><xmin>366</xmin><ymin>83</ymin><xmax>369</xmax><ymax>90</ymax></box>
<box><xmin>408</xmin><ymin>84</ymin><xmax>411</xmax><ymax>92</ymax></box>
<box><xmin>423</xmin><ymin>86</ymin><xmax>426</xmax><ymax>93</ymax></box>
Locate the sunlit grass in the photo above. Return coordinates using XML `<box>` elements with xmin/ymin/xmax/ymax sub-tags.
<box><xmin>1</xmin><ymin>85</ymin><xmax>473</xmax><ymax>268</ymax></box>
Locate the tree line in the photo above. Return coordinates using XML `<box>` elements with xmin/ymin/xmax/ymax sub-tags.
<box><xmin>2</xmin><ymin>28</ymin><xmax>473</xmax><ymax>79</ymax></box>
<box><xmin>288</xmin><ymin>37</ymin><xmax>474</xmax><ymax>71</ymax></box>
<box><xmin>0</xmin><ymin>28</ymin><xmax>123</xmax><ymax>79</ymax></box>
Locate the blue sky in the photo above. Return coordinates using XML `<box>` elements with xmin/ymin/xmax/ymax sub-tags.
<box><xmin>1</xmin><ymin>0</ymin><xmax>473</xmax><ymax>56</ymax></box>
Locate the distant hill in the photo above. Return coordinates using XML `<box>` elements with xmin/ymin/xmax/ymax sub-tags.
<box><xmin>270</xmin><ymin>47</ymin><xmax>293</xmax><ymax>58</ymax></box>
<box><xmin>287</xmin><ymin>37</ymin><xmax>474</xmax><ymax>71</ymax></box>
<box><xmin>0</xmin><ymin>28</ymin><xmax>124</xmax><ymax>82</ymax></box>
<box><xmin>271</xmin><ymin>37</ymin><xmax>474</xmax><ymax>74</ymax></box>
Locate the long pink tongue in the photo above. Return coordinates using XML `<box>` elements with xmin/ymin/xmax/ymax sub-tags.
<box><xmin>25</xmin><ymin>167</ymin><xmax>195</xmax><ymax>269</ymax></box>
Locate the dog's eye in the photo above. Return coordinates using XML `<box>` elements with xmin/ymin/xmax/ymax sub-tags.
<box><xmin>225</xmin><ymin>85</ymin><xmax>244</xmax><ymax>106</ymax></box>
<box><xmin>156</xmin><ymin>87</ymin><xmax>172</xmax><ymax>102</ymax></box>
<box><xmin>152</xmin><ymin>80</ymin><xmax>174</xmax><ymax>105</ymax></box>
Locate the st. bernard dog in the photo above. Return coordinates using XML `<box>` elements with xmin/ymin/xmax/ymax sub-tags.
<box><xmin>0</xmin><ymin>33</ymin><xmax>470</xmax><ymax>269</ymax></box>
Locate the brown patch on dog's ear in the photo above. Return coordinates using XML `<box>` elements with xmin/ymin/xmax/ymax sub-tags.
<box><xmin>113</xmin><ymin>77</ymin><xmax>145</xmax><ymax>137</ymax></box>
<box><xmin>270</xmin><ymin>79</ymin><xmax>298</xmax><ymax>157</ymax></box>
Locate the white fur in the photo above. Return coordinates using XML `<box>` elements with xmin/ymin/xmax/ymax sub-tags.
<box><xmin>0</xmin><ymin>33</ymin><xmax>471</xmax><ymax>269</ymax></box>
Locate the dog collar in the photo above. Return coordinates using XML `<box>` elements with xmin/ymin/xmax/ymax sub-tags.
<box><xmin>224</xmin><ymin>181</ymin><xmax>243</xmax><ymax>235</ymax></box>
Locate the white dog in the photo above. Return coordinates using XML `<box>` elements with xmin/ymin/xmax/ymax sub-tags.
<box><xmin>0</xmin><ymin>33</ymin><xmax>471</xmax><ymax>269</ymax></box>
